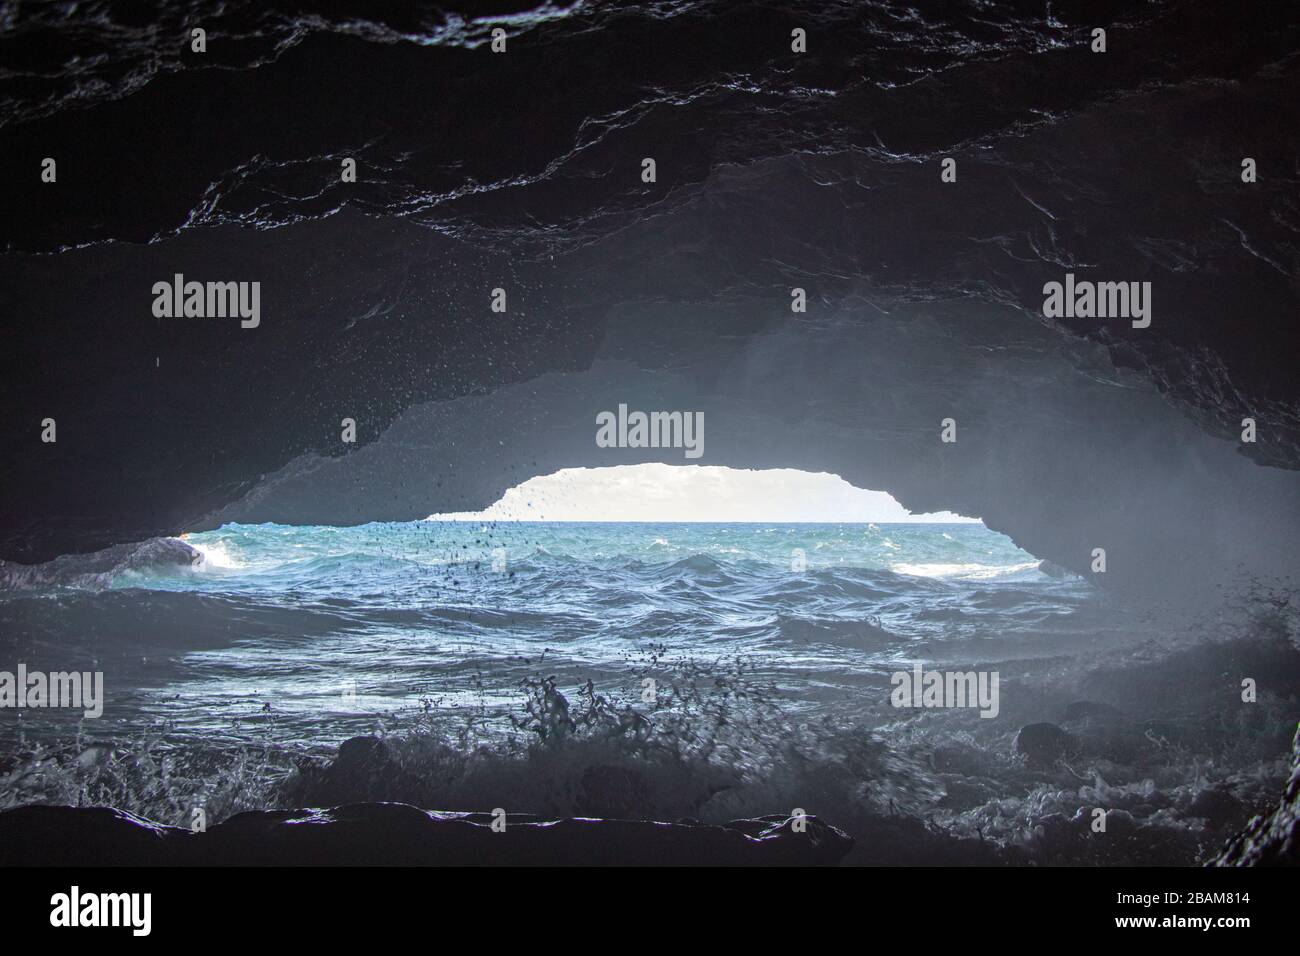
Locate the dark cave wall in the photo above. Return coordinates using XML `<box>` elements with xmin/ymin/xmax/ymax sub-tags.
<box><xmin>0</xmin><ymin>212</ymin><xmax>603</xmax><ymax>561</ymax></box>
<box><xmin>4</xmin><ymin>1</ymin><xmax>1299</xmax><ymax>469</ymax></box>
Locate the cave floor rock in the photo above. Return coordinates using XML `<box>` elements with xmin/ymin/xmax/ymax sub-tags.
<box><xmin>0</xmin><ymin>803</ymin><xmax>853</xmax><ymax>867</ymax></box>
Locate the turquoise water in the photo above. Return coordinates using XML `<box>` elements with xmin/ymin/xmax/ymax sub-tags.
<box><xmin>12</xmin><ymin>518</ymin><xmax>1290</xmax><ymax>866</ymax></box>
<box><xmin>2</xmin><ymin>520</ymin><xmax>1136</xmax><ymax>749</ymax></box>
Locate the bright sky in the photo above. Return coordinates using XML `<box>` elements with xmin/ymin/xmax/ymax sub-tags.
<box><xmin>428</xmin><ymin>464</ymin><xmax>979</xmax><ymax>523</ymax></box>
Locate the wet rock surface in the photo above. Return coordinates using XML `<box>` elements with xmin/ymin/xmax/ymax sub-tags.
<box><xmin>1210</xmin><ymin>727</ymin><xmax>1300</xmax><ymax>866</ymax></box>
<box><xmin>1015</xmin><ymin>723</ymin><xmax>1083</xmax><ymax>767</ymax></box>
<box><xmin>0</xmin><ymin>537</ymin><xmax>200</xmax><ymax>590</ymax></box>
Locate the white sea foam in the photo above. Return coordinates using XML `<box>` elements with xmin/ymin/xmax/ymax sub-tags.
<box><xmin>187</xmin><ymin>539</ymin><xmax>242</xmax><ymax>570</ymax></box>
<box><xmin>892</xmin><ymin>561</ymin><xmax>1041</xmax><ymax>580</ymax></box>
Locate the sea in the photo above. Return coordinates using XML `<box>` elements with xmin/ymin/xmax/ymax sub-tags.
<box><xmin>2</xmin><ymin>520</ymin><xmax>1293</xmax><ymax>864</ymax></box>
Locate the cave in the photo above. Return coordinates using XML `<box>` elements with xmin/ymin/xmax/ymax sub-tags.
<box><xmin>2</xmin><ymin>0</ymin><xmax>1299</xmax><ymax>889</ymax></box>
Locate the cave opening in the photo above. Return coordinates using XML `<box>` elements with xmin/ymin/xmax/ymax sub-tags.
<box><xmin>3</xmin><ymin>1</ymin><xmax>1300</xmax><ymax>874</ymax></box>
<box><xmin>10</xmin><ymin>459</ymin><xmax>1077</xmax><ymax>752</ymax></box>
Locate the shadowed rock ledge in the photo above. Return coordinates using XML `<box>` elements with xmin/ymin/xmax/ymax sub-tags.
<box><xmin>0</xmin><ymin>803</ymin><xmax>853</xmax><ymax>866</ymax></box>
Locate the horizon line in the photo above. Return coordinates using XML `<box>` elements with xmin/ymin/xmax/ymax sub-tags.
<box><xmin>422</xmin><ymin>517</ymin><xmax>984</xmax><ymax>524</ymax></box>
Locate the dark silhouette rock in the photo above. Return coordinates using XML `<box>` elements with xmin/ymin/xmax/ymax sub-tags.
<box><xmin>331</xmin><ymin>735</ymin><xmax>401</xmax><ymax>783</ymax></box>
<box><xmin>0</xmin><ymin>806</ymin><xmax>178</xmax><ymax>866</ymax></box>
<box><xmin>1015</xmin><ymin>723</ymin><xmax>1082</xmax><ymax>767</ymax></box>
<box><xmin>0</xmin><ymin>803</ymin><xmax>854</xmax><ymax>866</ymax></box>
<box><xmin>1057</xmin><ymin>701</ymin><xmax>1154</xmax><ymax>763</ymax></box>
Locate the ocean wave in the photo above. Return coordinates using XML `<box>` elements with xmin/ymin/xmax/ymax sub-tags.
<box><xmin>0</xmin><ymin>522</ymin><xmax>1113</xmax><ymax>751</ymax></box>
<box><xmin>891</xmin><ymin>561</ymin><xmax>1044</xmax><ymax>581</ymax></box>
<box><xmin>188</xmin><ymin>538</ymin><xmax>243</xmax><ymax>571</ymax></box>
<box><xmin>775</xmin><ymin>615</ymin><xmax>906</xmax><ymax>649</ymax></box>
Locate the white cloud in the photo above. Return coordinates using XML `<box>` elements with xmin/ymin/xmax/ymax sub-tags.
<box><xmin>428</xmin><ymin>464</ymin><xmax>979</xmax><ymax>523</ymax></box>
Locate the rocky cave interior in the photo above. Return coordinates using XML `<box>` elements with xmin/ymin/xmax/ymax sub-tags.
<box><xmin>1</xmin><ymin>0</ymin><xmax>1298</xmax><ymax>866</ymax></box>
